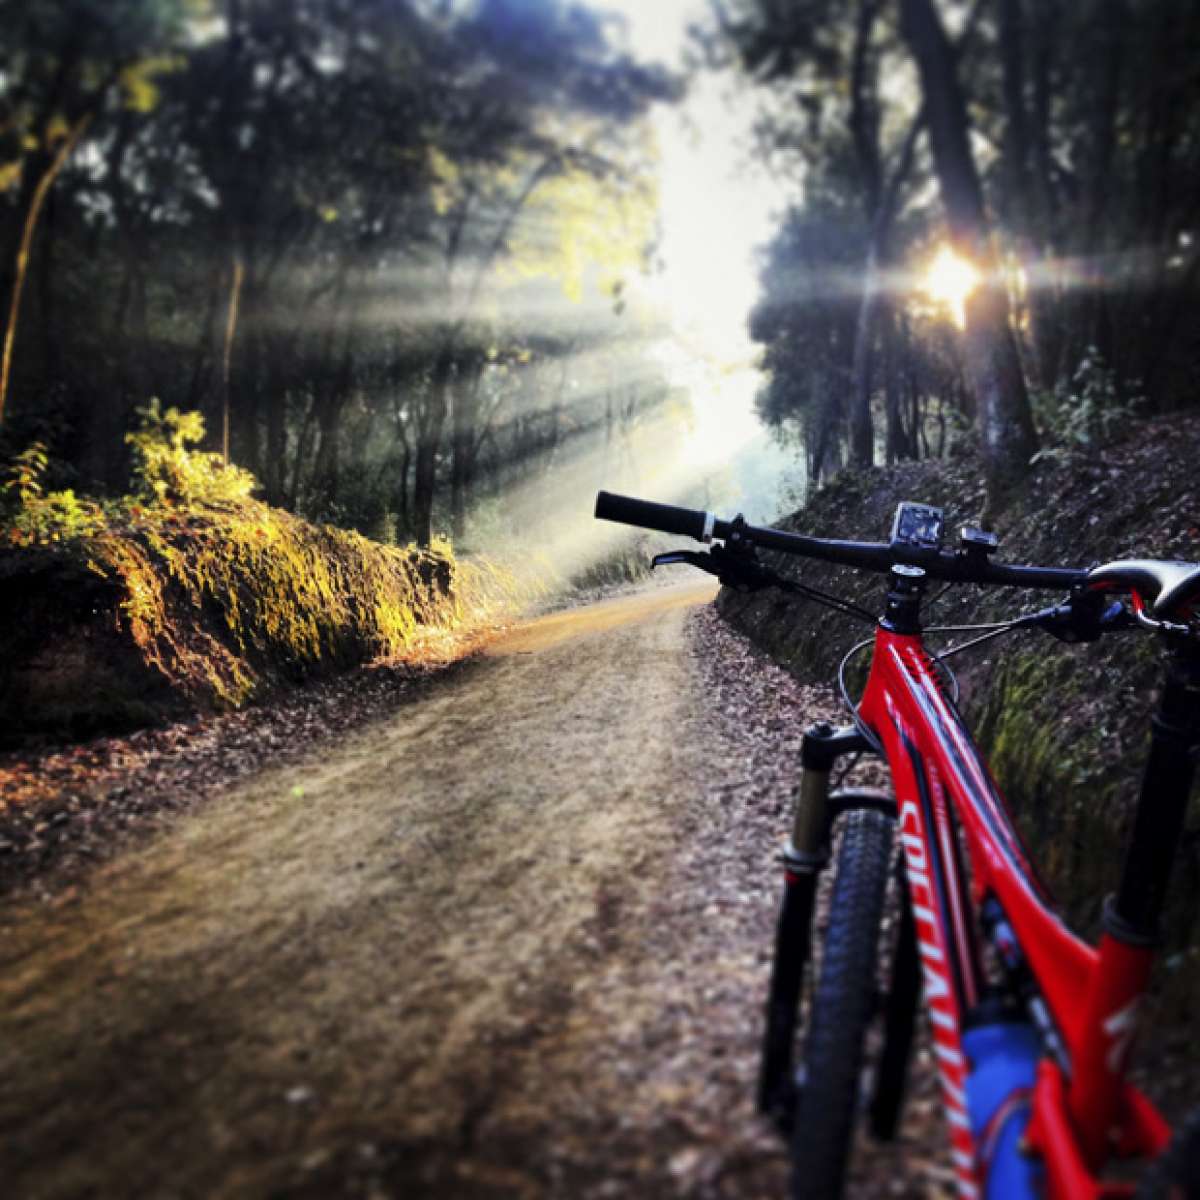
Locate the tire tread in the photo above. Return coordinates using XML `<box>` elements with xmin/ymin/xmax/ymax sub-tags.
<box><xmin>790</xmin><ymin>807</ymin><xmax>894</xmax><ymax>1199</ymax></box>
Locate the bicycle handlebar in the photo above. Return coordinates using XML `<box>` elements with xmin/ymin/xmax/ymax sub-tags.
<box><xmin>594</xmin><ymin>490</ymin><xmax>714</xmax><ymax>541</ymax></box>
<box><xmin>594</xmin><ymin>490</ymin><xmax>1086</xmax><ymax>591</ymax></box>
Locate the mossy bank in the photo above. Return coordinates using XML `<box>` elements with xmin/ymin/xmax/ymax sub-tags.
<box><xmin>0</xmin><ymin>500</ymin><xmax>495</xmax><ymax>745</ymax></box>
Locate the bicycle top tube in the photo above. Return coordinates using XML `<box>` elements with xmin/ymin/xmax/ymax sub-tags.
<box><xmin>595</xmin><ymin>490</ymin><xmax>1085</xmax><ymax>591</ymax></box>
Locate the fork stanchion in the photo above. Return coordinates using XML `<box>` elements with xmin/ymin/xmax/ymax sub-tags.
<box><xmin>757</xmin><ymin>722</ymin><xmax>839</xmax><ymax>1132</ymax></box>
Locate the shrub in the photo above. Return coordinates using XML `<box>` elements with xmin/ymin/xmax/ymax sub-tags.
<box><xmin>1032</xmin><ymin>348</ymin><xmax>1140</xmax><ymax>462</ymax></box>
<box><xmin>1</xmin><ymin>440</ymin><xmax>107</xmax><ymax>548</ymax></box>
<box><xmin>126</xmin><ymin>399</ymin><xmax>257</xmax><ymax>506</ymax></box>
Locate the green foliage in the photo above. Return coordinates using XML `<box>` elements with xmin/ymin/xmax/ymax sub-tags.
<box><xmin>1</xmin><ymin>398</ymin><xmax>258</xmax><ymax>551</ymax></box>
<box><xmin>3</xmin><ymin>441</ymin><xmax>50</xmax><ymax>505</ymax></box>
<box><xmin>1</xmin><ymin>440</ymin><xmax>107</xmax><ymax>547</ymax></box>
<box><xmin>117</xmin><ymin>52</ymin><xmax>185</xmax><ymax>113</ymax></box>
<box><xmin>507</xmin><ymin>152</ymin><xmax>658</xmax><ymax>304</ymax></box>
<box><xmin>2</xmin><ymin>493</ymin><xmax>509</xmax><ymax>740</ymax></box>
<box><xmin>126</xmin><ymin>400</ymin><xmax>257</xmax><ymax>506</ymax></box>
<box><xmin>1031</xmin><ymin>348</ymin><xmax>1141</xmax><ymax>462</ymax></box>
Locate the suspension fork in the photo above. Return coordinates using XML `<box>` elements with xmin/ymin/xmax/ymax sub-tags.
<box><xmin>1068</xmin><ymin>643</ymin><xmax>1200</xmax><ymax>1164</ymax></box>
<box><xmin>758</xmin><ymin>720</ymin><xmax>877</xmax><ymax>1133</ymax></box>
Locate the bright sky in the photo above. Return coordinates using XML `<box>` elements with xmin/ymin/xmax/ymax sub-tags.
<box><xmin>597</xmin><ymin>0</ymin><xmax>788</xmax><ymax>359</ymax></box>
<box><xmin>592</xmin><ymin>0</ymin><xmax>796</xmax><ymax>508</ymax></box>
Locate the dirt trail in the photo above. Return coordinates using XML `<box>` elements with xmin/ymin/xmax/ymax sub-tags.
<box><xmin>4</xmin><ymin>578</ymin><xmax>804</xmax><ymax>1200</ymax></box>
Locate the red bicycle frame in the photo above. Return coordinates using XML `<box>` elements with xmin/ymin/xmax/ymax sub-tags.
<box><xmin>859</xmin><ymin>622</ymin><xmax>1170</xmax><ymax>1199</ymax></box>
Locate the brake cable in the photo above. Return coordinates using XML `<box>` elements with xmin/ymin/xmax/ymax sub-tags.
<box><xmin>770</xmin><ymin>576</ymin><xmax>877</xmax><ymax>627</ymax></box>
<box><xmin>837</xmin><ymin>621</ymin><xmax>1023</xmax><ymax>734</ymax></box>
<box><xmin>932</xmin><ymin>622</ymin><xmax>1026</xmax><ymax>659</ymax></box>
<box><xmin>838</xmin><ymin>639</ymin><xmax>886</xmax><ymax>753</ymax></box>
<box><xmin>662</xmin><ymin>545</ymin><xmax>878</xmax><ymax>626</ymax></box>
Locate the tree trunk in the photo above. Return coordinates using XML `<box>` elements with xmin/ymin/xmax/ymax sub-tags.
<box><xmin>187</xmin><ymin>257</ymin><xmax>225</xmax><ymax>423</ymax></box>
<box><xmin>309</xmin><ymin>319</ymin><xmax>359</xmax><ymax>515</ymax></box>
<box><xmin>449</xmin><ymin>362</ymin><xmax>483</xmax><ymax>543</ymax></box>
<box><xmin>900</xmin><ymin>0</ymin><xmax>1038</xmax><ymax>515</ymax></box>
<box><xmin>997</xmin><ymin>0</ymin><xmax>1055</xmax><ymax>392</ymax></box>
<box><xmin>289</xmin><ymin>394</ymin><xmax>318</xmax><ymax>510</ymax></box>
<box><xmin>263</xmin><ymin>337</ymin><xmax>287</xmax><ymax>506</ymax></box>
<box><xmin>1131</xmin><ymin>4</ymin><xmax>1185</xmax><ymax>412</ymax></box>
<box><xmin>311</xmin><ymin>402</ymin><xmax>340</xmax><ymax>514</ymax></box>
<box><xmin>882</xmin><ymin>306</ymin><xmax>907</xmax><ymax>463</ymax></box>
<box><xmin>848</xmin><ymin>249</ymin><xmax>879</xmax><ymax>467</ymax></box>
<box><xmin>1078</xmin><ymin>0</ymin><xmax>1126</xmax><ymax>372</ymax></box>
<box><xmin>234</xmin><ymin>309</ymin><xmax>262</xmax><ymax>480</ymax></box>
<box><xmin>1025</xmin><ymin>3</ymin><xmax>1066</xmax><ymax>388</ymax></box>
<box><xmin>396</xmin><ymin>442</ymin><xmax>412</xmax><ymax>541</ymax></box>
<box><xmin>412</xmin><ymin>342</ymin><xmax>454</xmax><ymax>548</ymax></box>
<box><xmin>0</xmin><ymin>113</ymin><xmax>92</xmax><ymax>424</ymax></box>
<box><xmin>222</xmin><ymin>253</ymin><xmax>246</xmax><ymax>464</ymax></box>
<box><xmin>845</xmin><ymin>0</ymin><xmax>883</xmax><ymax>467</ymax></box>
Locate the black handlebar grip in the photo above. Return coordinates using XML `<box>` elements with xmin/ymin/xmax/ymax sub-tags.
<box><xmin>594</xmin><ymin>490</ymin><xmax>710</xmax><ymax>541</ymax></box>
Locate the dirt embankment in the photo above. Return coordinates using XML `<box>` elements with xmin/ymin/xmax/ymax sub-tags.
<box><xmin>0</xmin><ymin>503</ymin><xmax>464</xmax><ymax>745</ymax></box>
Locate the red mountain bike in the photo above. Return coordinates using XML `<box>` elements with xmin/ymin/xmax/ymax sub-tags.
<box><xmin>595</xmin><ymin>490</ymin><xmax>1200</xmax><ymax>1199</ymax></box>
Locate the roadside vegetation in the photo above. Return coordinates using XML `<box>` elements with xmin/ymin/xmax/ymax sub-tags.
<box><xmin>0</xmin><ymin>402</ymin><xmax>518</xmax><ymax>744</ymax></box>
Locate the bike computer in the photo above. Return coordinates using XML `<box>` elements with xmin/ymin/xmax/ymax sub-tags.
<box><xmin>890</xmin><ymin>501</ymin><xmax>945</xmax><ymax>551</ymax></box>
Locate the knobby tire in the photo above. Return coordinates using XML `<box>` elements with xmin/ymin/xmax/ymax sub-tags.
<box><xmin>790</xmin><ymin>807</ymin><xmax>894</xmax><ymax>1200</ymax></box>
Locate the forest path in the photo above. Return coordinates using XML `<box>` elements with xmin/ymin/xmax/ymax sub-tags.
<box><xmin>2</xmin><ymin>577</ymin><xmax>817</xmax><ymax>1200</ymax></box>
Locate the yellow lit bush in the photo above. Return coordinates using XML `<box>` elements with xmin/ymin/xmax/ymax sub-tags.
<box><xmin>0</xmin><ymin>412</ymin><xmax>508</xmax><ymax>737</ymax></box>
<box><xmin>126</xmin><ymin>399</ymin><xmax>257</xmax><ymax>506</ymax></box>
<box><xmin>1</xmin><ymin>441</ymin><xmax>107</xmax><ymax>548</ymax></box>
<box><xmin>83</xmin><ymin>499</ymin><xmax>463</xmax><ymax>710</ymax></box>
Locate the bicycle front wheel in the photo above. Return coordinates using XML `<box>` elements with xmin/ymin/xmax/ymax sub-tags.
<box><xmin>790</xmin><ymin>806</ymin><xmax>894</xmax><ymax>1200</ymax></box>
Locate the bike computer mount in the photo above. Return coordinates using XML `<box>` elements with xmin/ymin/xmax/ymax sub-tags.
<box><xmin>890</xmin><ymin>502</ymin><xmax>945</xmax><ymax>551</ymax></box>
<box><xmin>891</xmin><ymin>502</ymin><xmax>1003</xmax><ymax>561</ymax></box>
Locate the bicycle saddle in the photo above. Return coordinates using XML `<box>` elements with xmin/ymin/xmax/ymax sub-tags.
<box><xmin>1087</xmin><ymin>558</ymin><xmax>1200</xmax><ymax>620</ymax></box>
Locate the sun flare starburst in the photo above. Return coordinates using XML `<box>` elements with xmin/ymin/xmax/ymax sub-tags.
<box><xmin>922</xmin><ymin>246</ymin><xmax>981</xmax><ymax>329</ymax></box>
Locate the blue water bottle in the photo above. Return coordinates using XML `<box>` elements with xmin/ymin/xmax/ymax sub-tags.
<box><xmin>962</xmin><ymin>1017</ymin><xmax>1044</xmax><ymax>1198</ymax></box>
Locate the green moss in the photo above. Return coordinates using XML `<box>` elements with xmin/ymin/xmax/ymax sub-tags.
<box><xmin>0</xmin><ymin>497</ymin><xmax>486</xmax><ymax>741</ymax></box>
<box><xmin>88</xmin><ymin>501</ymin><xmax>467</xmax><ymax>698</ymax></box>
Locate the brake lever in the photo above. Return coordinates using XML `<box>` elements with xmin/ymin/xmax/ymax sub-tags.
<box><xmin>1021</xmin><ymin>591</ymin><xmax>1133</xmax><ymax>643</ymax></box>
<box><xmin>651</xmin><ymin>546</ymin><xmax>781</xmax><ymax>592</ymax></box>
<box><xmin>651</xmin><ymin>551</ymin><xmax>715</xmax><ymax>574</ymax></box>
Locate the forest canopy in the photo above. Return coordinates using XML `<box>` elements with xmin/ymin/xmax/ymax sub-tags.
<box><xmin>720</xmin><ymin>0</ymin><xmax>1200</xmax><ymax>507</ymax></box>
<box><xmin>5</xmin><ymin>0</ymin><xmax>1200</xmax><ymax>550</ymax></box>
<box><xmin>0</xmin><ymin>0</ymin><xmax>678</xmax><ymax>549</ymax></box>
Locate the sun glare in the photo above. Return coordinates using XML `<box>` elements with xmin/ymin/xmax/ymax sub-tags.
<box><xmin>922</xmin><ymin>246</ymin><xmax>980</xmax><ymax>329</ymax></box>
